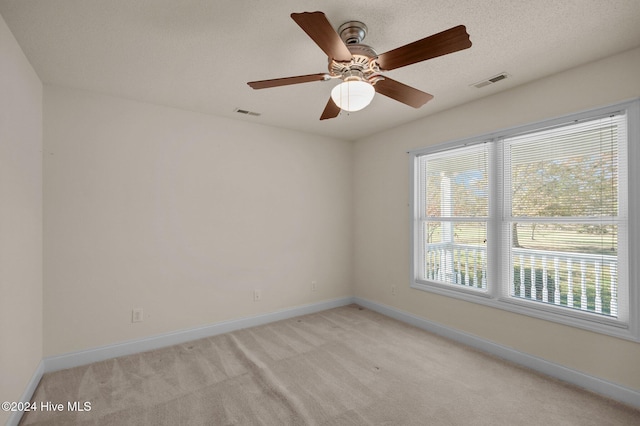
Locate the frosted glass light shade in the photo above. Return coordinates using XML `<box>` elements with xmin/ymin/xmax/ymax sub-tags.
<box><xmin>330</xmin><ymin>80</ymin><xmax>375</xmax><ymax>112</ymax></box>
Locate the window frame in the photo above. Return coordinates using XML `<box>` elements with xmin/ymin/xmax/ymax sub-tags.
<box><xmin>409</xmin><ymin>99</ymin><xmax>640</xmax><ymax>341</ymax></box>
<box><xmin>415</xmin><ymin>144</ymin><xmax>491</xmax><ymax>295</ymax></box>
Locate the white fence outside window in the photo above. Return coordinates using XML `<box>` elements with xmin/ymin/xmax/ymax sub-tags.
<box><xmin>424</xmin><ymin>240</ymin><xmax>618</xmax><ymax>318</ymax></box>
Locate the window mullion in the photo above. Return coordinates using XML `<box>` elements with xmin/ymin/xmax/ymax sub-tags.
<box><xmin>491</xmin><ymin>138</ymin><xmax>505</xmax><ymax>300</ymax></box>
<box><xmin>509</xmin><ymin>216</ymin><xmax>621</xmax><ymax>223</ymax></box>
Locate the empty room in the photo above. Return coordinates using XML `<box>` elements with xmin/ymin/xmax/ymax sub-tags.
<box><xmin>1</xmin><ymin>1</ymin><xmax>640</xmax><ymax>424</ymax></box>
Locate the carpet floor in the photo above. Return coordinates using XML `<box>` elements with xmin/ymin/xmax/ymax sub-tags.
<box><xmin>20</xmin><ymin>304</ymin><xmax>639</xmax><ymax>425</ymax></box>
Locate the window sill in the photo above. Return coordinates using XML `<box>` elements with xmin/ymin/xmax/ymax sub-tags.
<box><xmin>411</xmin><ymin>280</ymin><xmax>638</xmax><ymax>342</ymax></box>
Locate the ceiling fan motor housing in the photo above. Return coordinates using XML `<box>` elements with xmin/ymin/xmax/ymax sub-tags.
<box><xmin>329</xmin><ymin>21</ymin><xmax>384</xmax><ymax>85</ymax></box>
<box><xmin>329</xmin><ymin>43</ymin><xmax>381</xmax><ymax>85</ymax></box>
<box><xmin>338</xmin><ymin>21</ymin><xmax>368</xmax><ymax>44</ymax></box>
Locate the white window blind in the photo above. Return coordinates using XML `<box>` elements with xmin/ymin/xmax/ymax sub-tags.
<box><xmin>503</xmin><ymin>113</ymin><xmax>627</xmax><ymax>319</ymax></box>
<box><xmin>417</xmin><ymin>145</ymin><xmax>489</xmax><ymax>290</ymax></box>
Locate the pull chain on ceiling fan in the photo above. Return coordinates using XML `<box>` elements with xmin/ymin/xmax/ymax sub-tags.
<box><xmin>248</xmin><ymin>11</ymin><xmax>472</xmax><ymax>120</ymax></box>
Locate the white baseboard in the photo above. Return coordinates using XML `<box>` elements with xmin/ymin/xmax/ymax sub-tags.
<box><xmin>6</xmin><ymin>360</ymin><xmax>44</xmax><ymax>426</ymax></box>
<box><xmin>44</xmin><ymin>297</ymin><xmax>354</xmax><ymax>373</ymax></box>
<box><xmin>354</xmin><ymin>297</ymin><xmax>640</xmax><ymax>410</ymax></box>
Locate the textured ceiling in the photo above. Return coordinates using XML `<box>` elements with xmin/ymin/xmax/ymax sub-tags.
<box><xmin>2</xmin><ymin>0</ymin><xmax>639</xmax><ymax>141</ymax></box>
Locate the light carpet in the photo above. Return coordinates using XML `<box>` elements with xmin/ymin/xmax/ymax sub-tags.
<box><xmin>20</xmin><ymin>304</ymin><xmax>639</xmax><ymax>425</ymax></box>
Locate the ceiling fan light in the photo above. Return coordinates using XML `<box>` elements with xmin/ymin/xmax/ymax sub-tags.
<box><xmin>331</xmin><ymin>80</ymin><xmax>375</xmax><ymax>112</ymax></box>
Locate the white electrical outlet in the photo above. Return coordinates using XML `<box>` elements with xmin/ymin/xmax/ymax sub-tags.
<box><xmin>254</xmin><ymin>289</ymin><xmax>262</xmax><ymax>302</ymax></box>
<box><xmin>311</xmin><ymin>281</ymin><xmax>317</xmax><ymax>292</ymax></box>
<box><xmin>391</xmin><ymin>285</ymin><xmax>397</xmax><ymax>296</ymax></box>
<box><xmin>132</xmin><ymin>308</ymin><xmax>144</xmax><ymax>323</ymax></box>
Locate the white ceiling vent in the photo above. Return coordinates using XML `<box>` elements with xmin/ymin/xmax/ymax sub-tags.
<box><xmin>471</xmin><ymin>72</ymin><xmax>510</xmax><ymax>89</ymax></box>
<box><xmin>234</xmin><ymin>108</ymin><xmax>261</xmax><ymax>116</ymax></box>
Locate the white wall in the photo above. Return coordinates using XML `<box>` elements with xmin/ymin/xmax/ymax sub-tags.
<box><xmin>43</xmin><ymin>87</ymin><xmax>353</xmax><ymax>356</ymax></box>
<box><xmin>353</xmin><ymin>47</ymin><xmax>640</xmax><ymax>391</ymax></box>
<box><xmin>0</xmin><ymin>13</ymin><xmax>43</xmax><ymax>425</ymax></box>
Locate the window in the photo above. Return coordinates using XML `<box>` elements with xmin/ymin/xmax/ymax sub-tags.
<box><xmin>410</xmin><ymin>100</ymin><xmax>639</xmax><ymax>340</ymax></box>
<box><xmin>416</xmin><ymin>145</ymin><xmax>490</xmax><ymax>292</ymax></box>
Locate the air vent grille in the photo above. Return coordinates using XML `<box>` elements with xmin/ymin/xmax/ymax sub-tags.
<box><xmin>472</xmin><ymin>72</ymin><xmax>510</xmax><ymax>89</ymax></box>
<box><xmin>234</xmin><ymin>108</ymin><xmax>261</xmax><ymax>116</ymax></box>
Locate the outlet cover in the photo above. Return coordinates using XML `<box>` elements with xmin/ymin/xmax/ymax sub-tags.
<box><xmin>132</xmin><ymin>308</ymin><xmax>144</xmax><ymax>323</ymax></box>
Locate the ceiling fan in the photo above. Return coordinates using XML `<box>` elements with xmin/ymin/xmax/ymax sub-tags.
<box><xmin>247</xmin><ymin>11</ymin><xmax>472</xmax><ymax>120</ymax></box>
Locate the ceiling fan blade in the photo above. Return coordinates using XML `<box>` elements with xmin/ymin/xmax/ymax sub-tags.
<box><xmin>248</xmin><ymin>73</ymin><xmax>329</xmax><ymax>89</ymax></box>
<box><xmin>376</xmin><ymin>25</ymin><xmax>471</xmax><ymax>71</ymax></box>
<box><xmin>374</xmin><ymin>77</ymin><xmax>434</xmax><ymax>108</ymax></box>
<box><xmin>320</xmin><ymin>97</ymin><xmax>340</xmax><ymax>120</ymax></box>
<box><xmin>291</xmin><ymin>12</ymin><xmax>352</xmax><ymax>62</ymax></box>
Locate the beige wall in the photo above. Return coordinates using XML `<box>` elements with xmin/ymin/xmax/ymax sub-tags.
<box><xmin>43</xmin><ymin>86</ymin><xmax>353</xmax><ymax>356</ymax></box>
<box><xmin>353</xmin><ymin>47</ymin><xmax>640</xmax><ymax>390</ymax></box>
<box><xmin>0</xmin><ymin>13</ymin><xmax>43</xmax><ymax>425</ymax></box>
